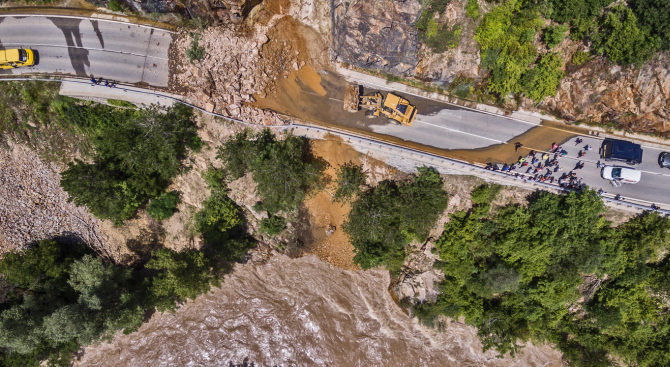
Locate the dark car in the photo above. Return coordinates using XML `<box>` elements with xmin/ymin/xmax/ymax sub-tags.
<box><xmin>659</xmin><ymin>152</ymin><xmax>670</xmax><ymax>168</ymax></box>
<box><xmin>600</xmin><ymin>138</ymin><xmax>643</xmax><ymax>165</ymax></box>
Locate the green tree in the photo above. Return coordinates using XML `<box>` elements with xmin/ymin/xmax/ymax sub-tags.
<box><xmin>61</xmin><ymin>104</ymin><xmax>201</xmax><ymax>224</ymax></box>
<box><xmin>332</xmin><ymin>162</ymin><xmax>367</xmax><ymax>203</ymax></box>
<box><xmin>521</xmin><ymin>52</ymin><xmax>565</xmax><ymax>102</ymax></box>
<box><xmin>218</xmin><ymin>129</ymin><xmax>328</xmax><ymax>213</ymax></box>
<box><xmin>147</xmin><ymin>191</ymin><xmax>181</xmax><ymax>221</ymax></box>
<box><xmin>418</xmin><ymin>187</ymin><xmax>670</xmax><ymax>365</ymax></box>
<box><xmin>543</xmin><ymin>24</ymin><xmax>569</xmax><ymax>48</ymax></box>
<box><xmin>343</xmin><ymin>166</ymin><xmax>448</xmax><ymax>273</ymax></box>
<box><xmin>466</xmin><ymin>0</ymin><xmax>481</xmax><ymax>19</ymax></box>
<box><xmin>144</xmin><ymin>249</ymin><xmax>215</xmax><ymax>312</ymax></box>
<box><xmin>591</xmin><ymin>5</ymin><xmax>658</xmax><ymax>65</ymax></box>
<box><xmin>630</xmin><ymin>0</ymin><xmax>670</xmax><ymax>50</ymax></box>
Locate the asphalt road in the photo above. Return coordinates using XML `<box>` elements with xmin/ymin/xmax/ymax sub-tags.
<box><xmin>0</xmin><ymin>15</ymin><xmax>172</xmax><ymax>87</ymax></box>
<box><xmin>548</xmin><ymin>136</ymin><xmax>670</xmax><ymax>205</ymax></box>
<box><xmin>351</xmin><ymin>81</ymin><xmax>538</xmax><ymax>150</ymax></box>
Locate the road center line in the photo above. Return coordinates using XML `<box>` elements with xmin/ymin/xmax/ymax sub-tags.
<box><xmin>414</xmin><ymin>120</ymin><xmax>506</xmax><ymax>143</ymax></box>
<box><xmin>0</xmin><ymin>42</ymin><xmax>169</xmax><ymax>61</ymax></box>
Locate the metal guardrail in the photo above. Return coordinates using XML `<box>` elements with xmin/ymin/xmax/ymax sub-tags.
<box><xmin>3</xmin><ymin>76</ymin><xmax>669</xmax><ymax>216</ymax></box>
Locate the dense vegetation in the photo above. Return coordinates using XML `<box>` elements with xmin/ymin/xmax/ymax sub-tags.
<box><xmin>0</xmin><ymin>81</ymin><xmax>92</xmax><ymax>163</ymax></box>
<box><xmin>343</xmin><ymin>166</ymin><xmax>448</xmax><ymax>273</ymax></box>
<box><xmin>217</xmin><ymin>129</ymin><xmax>328</xmax><ymax>214</ymax></box>
<box><xmin>476</xmin><ymin>0</ymin><xmax>564</xmax><ymax>102</ymax></box>
<box><xmin>0</xmin><ymin>181</ymin><xmax>252</xmax><ymax>365</ymax></box>
<box><xmin>414</xmin><ymin>0</ymin><xmax>670</xmax><ymax>102</ymax></box>
<box><xmin>415</xmin><ymin>185</ymin><xmax>670</xmax><ymax>366</ymax></box>
<box><xmin>60</xmin><ymin>104</ymin><xmax>201</xmax><ymax>225</ymax></box>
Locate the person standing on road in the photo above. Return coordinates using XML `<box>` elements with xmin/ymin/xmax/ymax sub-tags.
<box><xmin>104</xmin><ymin>80</ymin><xmax>109</xmax><ymax>87</ymax></box>
<box><xmin>575</xmin><ymin>138</ymin><xmax>583</xmax><ymax>145</ymax></box>
<box><xmin>597</xmin><ymin>161</ymin><xmax>605</xmax><ymax>168</ymax></box>
<box><xmin>515</xmin><ymin>142</ymin><xmax>523</xmax><ymax>152</ymax></box>
<box><xmin>90</xmin><ymin>77</ymin><xmax>97</xmax><ymax>84</ymax></box>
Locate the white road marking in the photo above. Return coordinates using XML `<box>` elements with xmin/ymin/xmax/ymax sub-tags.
<box><xmin>414</xmin><ymin>120</ymin><xmax>506</xmax><ymax>143</ymax></box>
<box><xmin>0</xmin><ymin>42</ymin><xmax>169</xmax><ymax>60</ymax></box>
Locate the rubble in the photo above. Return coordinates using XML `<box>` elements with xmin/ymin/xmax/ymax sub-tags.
<box><xmin>395</xmin><ymin>240</ymin><xmax>445</xmax><ymax>304</ymax></box>
<box><xmin>0</xmin><ymin>142</ymin><xmax>113</xmax><ymax>259</ymax></box>
<box><xmin>171</xmin><ymin>25</ymin><xmax>291</xmax><ymax>126</ymax></box>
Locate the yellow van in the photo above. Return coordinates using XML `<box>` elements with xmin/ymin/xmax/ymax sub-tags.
<box><xmin>0</xmin><ymin>48</ymin><xmax>35</xmax><ymax>69</ymax></box>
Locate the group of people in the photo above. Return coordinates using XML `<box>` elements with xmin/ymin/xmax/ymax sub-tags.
<box><xmin>90</xmin><ymin>77</ymin><xmax>115</xmax><ymax>88</ymax></box>
<box><xmin>485</xmin><ymin>141</ymin><xmax>592</xmax><ymax>191</ymax></box>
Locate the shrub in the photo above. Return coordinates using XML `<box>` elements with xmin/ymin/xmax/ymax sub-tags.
<box><xmin>107</xmin><ymin>99</ymin><xmax>136</xmax><ymax>108</ymax></box>
<box><xmin>548</xmin><ymin>0</ymin><xmax>615</xmax><ymax>24</ymax></box>
<box><xmin>543</xmin><ymin>24</ymin><xmax>569</xmax><ymax>48</ymax></box>
<box><xmin>108</xmin><ymin>0</ymin><xmax>123</xmax><ymax>12</ymax></box>
<box><xmin>333</xmin><ymin>162</ymin><xmax>367</xmax><ymax>203</ymax></box>
<box><xmin>195</xmin><ymin>191</ymin><xmax>243</xmax><ymax>244</ymax></box>
<box><xmin>186</xmin><ymin>34</ymin><xmax>206</xmax><ymax>63</ymax></box>
<box><xmin>466</xmin><ymin>0</ymin><xmax>480</xmax><ymax>19</ymax></box>
<box><xmin>147</xmin><ymin>191</ymin><xmax>181</xmax><ymax>221</ymax></box>
<box><xmin>259</xmin><ymin>215</ymin><xmax>287</xmax><ymax>237</ymax></box>
<box><xmin>571</xmin><ymin>50</ymin><xmax>591</xmax><ymax>65</ymax></box>
<box><xmin>417</xmin><ymin>0</ymin><xmax>463</xmax><ymax>52</ymax></box>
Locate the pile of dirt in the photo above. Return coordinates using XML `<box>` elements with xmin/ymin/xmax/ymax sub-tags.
<box><xmin>169</xmin><ymin>3</ymin><xmax>330</xmax><ymax>126</ymax></box>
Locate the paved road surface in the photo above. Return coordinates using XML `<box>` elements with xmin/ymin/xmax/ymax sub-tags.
<box><xmin>0</xmin><ymin>15</ymin><xmax>172</xmax><ymax>87</ymax></box>
<box><xmin>550</xmin><ymin>136</ymin><xmax>670</xmax><ymax>205</ymax></box>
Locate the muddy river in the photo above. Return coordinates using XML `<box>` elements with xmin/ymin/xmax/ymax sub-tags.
<box><xmin>76</xmin><ymin>255</ymin><xmax>563</xmax><ymax>367</ymax></box>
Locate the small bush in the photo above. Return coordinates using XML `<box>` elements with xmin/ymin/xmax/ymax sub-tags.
<box><xmin>470</xmin><ymin>183</ymin><xmax>502</xmax><ymax>205</ymax></box>
<box><xmin>260</xmin><ymin>215</ymin><xmax>287</xmax><ymax>237</ymax></box>
<box><xmin>466</xmin><ymin>0</ymin><xmax>480</xmax><ymax>20</ymax></box>
<box><xmin>544</xmin><ymin>24</ymin><xmax>569</xmax><ymax>48</ymax></box>
<box><xmin>107</xmin><ymin>99</ymin><xmax>136</xmax><ymax>108</ymax></box>
<box><xmin>571</xmin><ymin>50</ymin><xmax>591</xmax><ymax>65</ymax></box>
<box><xmin>108</xmin><ymin>0</ymin><xmax>123</xmax><ymax>12</ymax></box>
<box><xmin>186</xmin><ymin>34</ymin><xmax>206</xmax><ymax>63</ymax></box>
<box><xmin>147</xmin><ymin>191</ymin><xmax>181</xmax><ymax>221</ymax></box>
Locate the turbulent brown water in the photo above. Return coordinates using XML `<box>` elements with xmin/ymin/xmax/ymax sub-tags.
<box><xmin>76</xmin><ymin>255</ymin><xmax>564</xmax><ymax>367</ymax></box>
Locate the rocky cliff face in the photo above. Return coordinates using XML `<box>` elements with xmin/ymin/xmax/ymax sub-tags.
<box><xmin>540</xmin><ymin>53</ymin><xmax>670</xmax><ymax>137</ymax></box>
<box><xmin>332</xmin><ymin>0</ymin><xmax>421</xmax><ymax>74</ymax></box>
<box><xmin>413</xmin><ymin>0</ymin><xmax>482</xmax><ymax>84</ymax></box>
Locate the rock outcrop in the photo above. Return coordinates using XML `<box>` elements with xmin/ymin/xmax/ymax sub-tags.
<box><xmin>395</xmin><ymin>241</ymin><xmax>445</xmax><ymax>304</ymax></box>
<box><xmin>413</xmin><ymin>0</ymin><xmax>483</xmax><ymax>84</ymax></box>
<box><xmin>332</xmin><ymin>0</ymin><xmax>421</xmax><ymax>74</ymax></box>
<box><xmin>540</xmin><ymin>53</ymin><xmax>670</xmax><ymax>136</ymax></box>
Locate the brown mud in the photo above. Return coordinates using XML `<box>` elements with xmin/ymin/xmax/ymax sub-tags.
<box><xmin>254</xmin><ymin>64</ymin><xmax>596</xmax><ymax>166</ymax></box>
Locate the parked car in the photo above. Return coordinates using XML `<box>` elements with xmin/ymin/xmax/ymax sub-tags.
<box><xmin>600</xmin><ymin>138</ymin><xmax>643</xmax><ymax>165</ymax></box>
<box><xmin>658</xmin><ymin>152</ymin><xmax>670</xmax><ymax>168</ymax></box>
<box><xmin>601</xmin><ymin>166</ymin><xmax>641</xmax><ymax>185</ymax></box>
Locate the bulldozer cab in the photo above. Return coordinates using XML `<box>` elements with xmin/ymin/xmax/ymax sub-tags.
<box><xmin>382</xmin><ymin>93</ymin><xmax>417</xmax><ymax>126</ymax></box>
<box><xmin>343</xmin><ymin>83</ymin><xmax>417</xmax><ymax>126</ymax></box>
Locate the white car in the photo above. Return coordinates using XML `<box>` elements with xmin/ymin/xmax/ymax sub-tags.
<box><xmin>601</xmin><ymin>166</ymin><xmax>641</xmax><ymax>185</ymax></box>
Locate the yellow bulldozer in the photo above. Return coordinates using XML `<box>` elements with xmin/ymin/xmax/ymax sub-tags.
<box><xmin>343</xmin><ymin>83</ymin><xmax>417</xmax><ymax>126</ymax></box>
